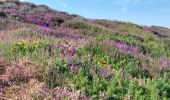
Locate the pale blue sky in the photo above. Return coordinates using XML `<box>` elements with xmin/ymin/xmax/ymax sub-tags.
<box><xmin>21</xmin><ymin>0</ymin><xmax>170</xmax><ymax>28</ymax></box>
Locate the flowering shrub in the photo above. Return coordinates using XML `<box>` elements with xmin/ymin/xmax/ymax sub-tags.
<box><xmin>114</xmin><ymin>41</ymin><xmax>139</xmax><ymax>53</ymax></box>
<box><xmin>13</xmin><ymin>41</ymin><xmax>50</xmax><ymax>53</ymax></box>
<box><xmin>26</xmin><ymin>13</ymin><xmax>49</xmax><ymax>27</ymax></box>
<box><xmin>159</xmin><ymin>57</ymin><xmax>170</xmax><ymax>69</ymax></box>
<box><xmin>40</xmin><ymin>26</ymin><xmax>56</xmax><ymax>35</ymax></box>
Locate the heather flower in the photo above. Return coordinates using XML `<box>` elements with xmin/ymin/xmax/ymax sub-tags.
<box><xmin>54</xmin><ymin>87</ymin><xmax>87</xmax><ymax>100</ymax></box>
<box><xmin>99</xmin><ymin>69</ymin><xmax>107</xmax><ymax>78</ymax></box>
<box><xmin>51</xmin><ymin>45</ymin><xmax>59</xmax><ymax>52</ymax></box>
<box><xmin>113</xmin><ymin>41</ymin><xmax>146</xmax><ymax>58</ymax></box>
<box><xmin>41</xmin><ymin>26</ymin><xmax>56</xmax><ymax>35</ymax></box>
<box><xmin>142</xmin><ymin>63</ymin><xmax>147</xmax><ymax>70</ymax></box>
<box><xmin>114</xmin><ymin>41</ymin><xmax>138</xmax><ymax>52</ymax></box>
<box><xmin>4</xmin><ymin>8</ymin><xmax>23</xmax><ymax>15</ymax></box>
<box><xmin>26</xmin><ymin>13</ymin><xmax>48</xmax><ymax>27</ymax></box>
<box><xmin>44</xmin><ymin>14</ymin><xmax>53</xmax><ymax>22</ymax></box>
<box><xmin>71</xmin><ymin>66</ymin><xmax>80</xmax><ymax>74</ymax></box>
<box><xmin>107</xmin><ymin>72</ymin><xmax>115</xmax><ymax>80</ymax></box>
<box><xmin>64</xmin><ymin>49</ymin><xmax>68</xmax><ymax>55</ymax></box>
<box><xmin>55</xmin><ymin>32</ymin><xmax>62</xmax><ymax>38</ymax></box>
<box><xmin>89</xmin><ymin>51</ymin><xmax>93</xmax><ymax>62</ymax></box>
<box><xmin>99</xmin><ymin>65</ymin><xmax>115</xmax><ymax>80</ymax></box>
<box><xmin>69</xmin><ymin>48</ymin><xmax>77</xmax><ymax>58</ymax></box>
<box><xmin>158</xmin><ymin>57</ymin><xmax>170</xmax><ymax>70</ymax></box>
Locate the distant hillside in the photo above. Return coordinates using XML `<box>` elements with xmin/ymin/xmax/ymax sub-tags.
<box><xmin>0</xmin><ymin>0</ymin><xmax>170</xmax><ymax>34</ymax></box>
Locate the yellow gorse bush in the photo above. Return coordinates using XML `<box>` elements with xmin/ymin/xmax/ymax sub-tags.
<box><xmin>14</xmin><ymin>40</ymin><xmax>49</xmax><ymax>52</ymax></box>
<box><xmin>97</xmin><ymin>59</ymin><xmax>107</xmax><ymax>67</ymax></box>
<box><xmin>31</xmin><ymin>41</ymin><xmax>40</xmax><ymax>48</ymax></box>
<box><xmin>15</xmin><ymin>40</ymin><xmax>28</xmax><ymax>50</ymax></box>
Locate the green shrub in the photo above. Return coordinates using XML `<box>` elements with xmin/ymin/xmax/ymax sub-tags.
<box><xmin>13</xmin><ymin>41</ymin><xmax>50</xmax><ymax>54</ymax></box>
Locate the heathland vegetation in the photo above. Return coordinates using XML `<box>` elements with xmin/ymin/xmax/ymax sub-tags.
<box><xmin>0</xmin><ymin>0</ymin><xmax>170</xmax><ymax>99</ymax></box>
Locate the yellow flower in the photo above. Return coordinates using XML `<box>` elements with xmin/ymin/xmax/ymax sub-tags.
<box><xmin>16</xmin><ymin>40</ymin><xmax>28</xmax><ymax>50</ymax></box>
<box><xmin>31</xmin><ymin>41</ymin><xmax>39</xmax><ymax>48</ymax></box>
<box><xmin>16</xmin><ymin>41</ymin><xmax>22</xmax><ymax>45</ymax></box>
<box><xmin>87</xmin><ymin>53</ymin><xmax>91</xmax><ymax>60</ymax></box>
<box><xmin>84</xmin><ymin>53</ymin><xmax>90</xmax><ymax>60</ymax></box>
<box><xmin>98</xmin><ymin>59</ymin><xmax>107</xmax><ymax>67</ymax></box>
<box><xmin>112</xmin><ymin>68</ymin><xmax>117</xmax><ymax>72</ymax></box>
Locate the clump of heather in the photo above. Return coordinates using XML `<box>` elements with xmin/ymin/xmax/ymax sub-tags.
<box><xmin>114</xmin><ymin>41</ymin><xmax>139</xmax><ymax>52</ymax></box>
<box><xmin>99</xmin><ymin>65</ymin><xmax>115</xmax><ymax>80</ymax></box>
<box><xmin>54</xmin><ymin>87</ymin><xmax>89</xmax><ymax>100</ymax></box>
<box><xmin>40</xmin><ymin>26</ymin><xmax>56</xmax><ymax>35</ymax></box>
<box><xmin>158</xmin><ymin>57</ymin><xmax>170</xmax><ymax>69</ymax></box>
<box><xmin>69</xmin><ymin>48</ymin><xmax>77</xmax><ymax>58</ymax></box>
<box><xmin>26</xmin><ymin>13</ymin><xmax>49</xmax><ymax>27</ymax></box>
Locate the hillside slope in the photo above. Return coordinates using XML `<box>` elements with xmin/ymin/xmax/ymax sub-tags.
<box><xmin>0</xmin><ymin>0</ymin><xmax>170</xmax><ymax>99</ymax></box>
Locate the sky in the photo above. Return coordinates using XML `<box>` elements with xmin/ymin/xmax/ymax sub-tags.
<box><xmin>19</xmin><ymin>0</ymin><xmax>170</xmax><ymax>28</ymax></box>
